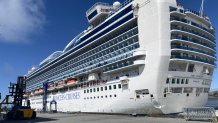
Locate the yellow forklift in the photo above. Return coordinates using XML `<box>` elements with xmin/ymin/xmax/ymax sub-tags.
<box><xmin>0</xmin><ymin>76</ymin><xmax>36</xmax><ymax>120</ymax></box>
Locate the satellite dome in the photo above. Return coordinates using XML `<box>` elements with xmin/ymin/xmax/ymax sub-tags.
<box><xmin>31</xmin><ymin>67</ymin><xmax>36</xmax><ymax>71</ymax></box>
<box><xmin>113</xmin><ymin>1</ymin><xmax>121</xmax><ymax>9</ymax></box>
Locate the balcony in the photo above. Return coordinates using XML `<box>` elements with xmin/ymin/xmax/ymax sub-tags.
<box><xmin>171</xmin><ymin>45</ymin><xmax>216</xmax><ymax>58</ymax></box>
<box><xmin>170</xmin><ymin>17</ymin><xmax>215</xmax><ymax>37</ymax></box>
<box><xmin>171</xmin><ymin>55</ymin><xmax>215</xmax><ymax>66</ymax></box>
<box><xmin>169</xmin><ymin>7</ymin><xmax>185</xmax><ymax>17</ymax></box>
<box><xmin>171</xmin><ymin>26</ymin><xmax>215</xmax><ymax>44</ymax></box>
<box><xmin>184</xmin><ymin>9</ymin><xmax>211</xmax><ymax>25</ymax></box>
<box><xmin>103</xmin><ymin>60</ymin><xmax>134</xmax><ymax>73</ymax></box>
<box><xmin>133</xmin><ymin>50</ymin><xmax>146</xmax><ymax>56</ymax></box>
<box><xmin>134</xmin><ymin>60</ymin><xmax>145</xmax><ymax>65</ymax></box>
<box><xmin>171</xmin><ymin>35</ymin><xmax>216</xmax><ymax>51</ymax></box>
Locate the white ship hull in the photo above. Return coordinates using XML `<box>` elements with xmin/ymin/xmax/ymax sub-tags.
<box><xmin>29</xmin><ymin>74</ymin><xmax>209</xmax><ymax>114</ymax></box>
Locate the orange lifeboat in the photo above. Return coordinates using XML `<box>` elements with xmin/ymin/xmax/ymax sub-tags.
<box><xmin>34</xmin><ymin>88</ymin><xmax>43</xmax><ymax>94</ymax></box>
<box><xmin>48</xmin><ymin>83</ymin><xmax>55</xmax><ymax>91</ymax></box>
<box><xmin>38</xmin><ymin>88</ymin><xmax>44</xmax><ymax>93</ymax></box>
<box><xmin>55</xmin><ymin>81</ymin><xmax>65</xmax><ymax>89</ymax></box>
<box><xmin>57</xmin><ymin>81</ymin><xmax>66</xmax><ymax>86</ymax></box>
<box><xmin>34</xmin><ymin>88</ymin><xmax>39</xmax><ymax>94</ymax></box>
<box><xmin>66</xmin><ymin>77</ymin><xmax>77</xmax><ymax>86</ymax></box>
<box><xmin>23</xmin><ymin>92</ymin><xmax>29</xmax><ymax>97</ymax></box>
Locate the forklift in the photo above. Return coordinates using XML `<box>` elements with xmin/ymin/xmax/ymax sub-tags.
<box><xmin>0</xmin><ymin>76</ymin><xmax>36</xmax><ymax>120</ymax></box>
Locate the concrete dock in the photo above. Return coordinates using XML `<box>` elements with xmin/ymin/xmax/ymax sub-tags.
<box><xmin>1</xmin><ymin>113</ymin><xmax>215</xmax><ymax>123</ymax></box>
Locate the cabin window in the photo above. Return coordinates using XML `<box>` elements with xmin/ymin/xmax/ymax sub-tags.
<box><xmin>101</xmin><ymin>87</ymin><xmax>103</xmax><ymax>91</ymax></box>
<box><xmin>181</xmin><ymin>79</ymin><xmax>184</xmax><ymax>84</ymax></box>
<box><xmin>84</xmin><ymin>90</ymin><xmax>86</xmax><ymax>93</ymax></box>
<box><xmin>109</xmin><ymin>85</ymin><xmax>112</xmax><ymax>90</ymax></box>
<box><xmin>186</xmin><ymin>79</ymin><xmax>189</xmax><ymax>84</ymax></box>
<box><xmin>172</xmin><ymin>78</ymin><xmax>175</xmax><ymax>84</ymax></box>
<box><xmin>113</xmin><ymin>85</ymin><xmax>116</xmax><ymax>89</ymax></box>
<box><xmin>177</xmin><ymin>79</ymin><xmax>180</xmax><ymax>84</ymax></box>
<box><xmin>97</xmin><ymin>87</ymin><xmax>99</xmax><ymax>92</ymax></box>
<box><xmin>118</xmin><ymin>84</ymin><xmax>122</xmax><ymax>89</ymax></box>
<box><xmin>105</xmin><ymin>86</ymin><xmax>107</xmax><ymax>91</ymax></box>
<box><xmin>166</xmin><ymin>78</ymin><xmax>169</xmax><ymax>84</ymax></box>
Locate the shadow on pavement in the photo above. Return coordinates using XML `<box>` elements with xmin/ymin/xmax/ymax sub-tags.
<box><xmin>1</xmin><ymin>117</ymin><xmax>58</xmax><ymax>123</ymax></box>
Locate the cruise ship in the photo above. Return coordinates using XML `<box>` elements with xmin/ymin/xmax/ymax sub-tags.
<box><xmin>25</xmin><ymin>0</ymin><xmax>216</xmax><ymax>114</ymax></box>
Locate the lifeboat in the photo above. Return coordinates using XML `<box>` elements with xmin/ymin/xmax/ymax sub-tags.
<box><xmin>66</xmin><ymin>77</ymin><xmax>77</xmax><ymax>86</ymax></box>
<box><xmin>23</xmin><ymin>92</ymin><xmax>30</xmax><ymax>97</ymax></box>
<box><xmin>35</xmin><ymin>88</ymin><xmax>44</xmax><ymax>94</ymax></box>
<box><xmin>34</xmin><ymin>88</ymin><xmax>39</xmax><ymax>94</ymax></box>
<box><xmin>55</xmin><ymin>81</ymin><xmax>65</xmax><ymax>89</ymax></box>
<box><xmin>48</xmin><ymin>83</ymin><xmax>55</xmax><ymax>91</ymax></box>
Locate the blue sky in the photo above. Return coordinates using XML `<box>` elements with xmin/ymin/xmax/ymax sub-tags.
<box><xmin>0</xmin><ymin>0</ymin><xmax>217</xmax><ymax>100</ymax></box>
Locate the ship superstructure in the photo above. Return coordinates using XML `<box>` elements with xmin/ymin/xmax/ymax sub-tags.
<box><xmin>25</xmin><ymin>0</ymin><xmax>216</xmax><ymax>114</ymax></box>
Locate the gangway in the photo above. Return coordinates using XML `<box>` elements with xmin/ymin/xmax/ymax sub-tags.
<box><xmin>42</xmin><ymin>81</ymin><xmax>54</xmax><ymax>112</ymax></box>
<box><xmin>184</xmin><ymin>107</ymin><xmax>217</xmax><ymax>122</ymax></box>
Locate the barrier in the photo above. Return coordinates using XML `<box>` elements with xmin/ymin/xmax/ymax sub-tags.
<box><xmin>184</xmin><ymin>107</ymin><xmax>217</xmax><ymax>122</ymax></box>
<box><xmin>0</xmin><ymin>113</ymin><xmax>5</xmax><ymax>121</ymax></box>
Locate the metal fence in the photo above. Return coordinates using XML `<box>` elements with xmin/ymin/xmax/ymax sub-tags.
<box><xmin>184</xmin><ymin>107</ymin><xmax>217</xmax><ymax>122</ymax></box>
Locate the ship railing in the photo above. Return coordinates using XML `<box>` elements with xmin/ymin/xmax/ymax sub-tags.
<box><xmin>170</xmin><ymin>17</ymin><xmax>215</xmax><ymax>36</ymax></box>
<box><xmin>171</xmin><ymin>35</ymin><xmax>216</xmax><ymax>50</ymax></box>
<box><xmin>107</xmin><ymin>0</ymin><xmax>133</xmax><ymax>18</ymax></box>
<box><xmin>171</xmin><ymin>45</ymin><xmax>216</xmax><ymax>58</ymax></box>
<box><xmin>171</xmin><ymin>55</ymin><xmax>215</xmax><ymax>66</ymax></box>
<box><xmin>184</xmin><ymin>107</ymin><xmax>217</xmax><ymax>122</ymax></box>
<box><xmin>96</xmin><ymin>0</ymin><xmax>133</xmax><ymax>28</ymax></box>
<box><xmin>171</xmin><ymin>26</ymin><xmax>215</xmax><ymax>43</ymax></box>
<box><xmin>184</xmin><ymin>9</ymin><xmax>210</xmax><ymax>22</ymax></box>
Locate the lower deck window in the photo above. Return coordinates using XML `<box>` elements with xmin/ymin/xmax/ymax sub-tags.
<box><xmin>196</xmin><ymin>88</ymin><xmax>203</xmax><ymax>93</ymax></box>
<box><xmin>172</xmin><ymin>87</ymin><xmax>182</xmax><ymax>93</ymax></box>
<box><xmin>122</xmin><ymin>83</ymin><xmax>128</xmax><ymax>90</ymax></box>
<box><xmin>204</xmin><ymin>88</ymin><xmax>210</xmax><ymax>93</ymax></box>
<box><xmin>135</xmin><ymin>89</ymin><xmax>149</xmax><ymax>95</ymax></box>
<box><xmin>184</xmin><ymin>87</ymin><xmax>193</xmax><ymax>93</ymax></box>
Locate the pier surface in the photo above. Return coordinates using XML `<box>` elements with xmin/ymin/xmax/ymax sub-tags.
<box><xmin>1</xmin><ymin>113</ymin><xmax>213</xmax><ymax>123</ymax></box>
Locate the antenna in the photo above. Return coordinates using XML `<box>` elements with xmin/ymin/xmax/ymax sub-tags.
<box><xmin>199</xmin><ymin>0</ymin><xmax>205</xmax><ymax>17</ymax></box>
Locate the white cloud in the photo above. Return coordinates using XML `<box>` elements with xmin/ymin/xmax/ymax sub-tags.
<box><xmin>0</xmin><ymin>0</ymin><xmax>46</xmax><ymax>43</ymax></box>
